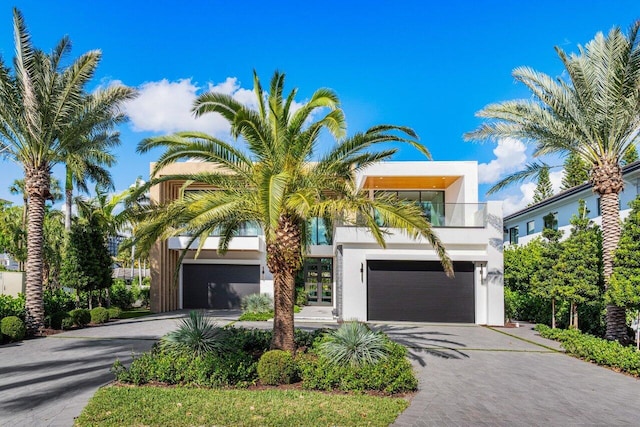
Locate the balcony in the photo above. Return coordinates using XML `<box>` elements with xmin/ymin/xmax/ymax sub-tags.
<box><xmin>366</xmin><ymin>203</ymin><xmax>487</xmax><ymax>228</ymax></box>
<box><xmin>168</xmin><ymin>221</ymin><xmax>264</xmax><ymax>252</ymax></box>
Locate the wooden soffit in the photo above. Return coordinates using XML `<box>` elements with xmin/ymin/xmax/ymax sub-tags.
<box><xmin>362</xmin><ymin>175</ymin><xmax>461</xmax><ymax>190</ymax></box>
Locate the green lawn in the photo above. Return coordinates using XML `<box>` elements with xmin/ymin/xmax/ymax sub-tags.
<box><xmin>75</xmin><ymin>386</ymin><xmax>409</xmax><ymax>427</ymax></box>
<box><xmin>118</xmin><ymin>308</ymin><xmax>151</xmax><ymax>319</ymax></box>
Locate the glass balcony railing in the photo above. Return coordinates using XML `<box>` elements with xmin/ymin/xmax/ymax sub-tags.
<box><xmin>180</xmin><ymin>221</ymin><xmax>262</xmax><ymax>237</ymax></box>
<box><xmin>351</xmin><ymin>203</ymin><xmax>487</xmax><ymax>228</ymax></box>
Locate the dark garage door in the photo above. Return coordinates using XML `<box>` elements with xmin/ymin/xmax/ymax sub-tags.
<box><xmin>367</xmin><ymin>260</ymin><xmax>474</xmax><ymax>322</ymax></box>
<box><xmin>183</xmin><ymin>264</ymin><xmax>260</xmax><ymax>309</ymax></box>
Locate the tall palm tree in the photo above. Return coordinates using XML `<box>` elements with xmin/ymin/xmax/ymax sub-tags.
<box><xmin>465</xmin><ymin>23</ymin><xmax>640</xmax><ymax>341</ymax></box>
<box><xmin>137</xmin><ymin>71</ymin><xmax>451</xmax><ymax>351</ymax></box>
<box><xmin>0</xmin><ymin>9</ymin><xmax>134</xmax><ymax>333</ymax></box>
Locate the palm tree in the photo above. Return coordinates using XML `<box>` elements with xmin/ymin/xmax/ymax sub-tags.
<box><xmin>137</xmin><ymin>71</ymin><xmax>451</xmax><ymax>351</ymax></box>
<box><xmin>465</xmin><ymin>23</ymin><xmax>640</xmax><ymax>341</ymax></box>
<box><xmin>0</xmin><ymin>9</ymin><xmax>134</xmax><ymax>333</ymax></box>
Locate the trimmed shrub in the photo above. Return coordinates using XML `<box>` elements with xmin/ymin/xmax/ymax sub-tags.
<box><xmin>161</xmin><ymin>311</ymin><xmax>227</xmax><ymax>357</ymax></box>
<box><xmin>90</xmin><ymin>307</ymin><xmax>110</xmax><ymax>324</ymax></box>
<box><xmin>535</xmin><ymin>324</ymin><xmax>640</xmax><ymax>377</ymax></box>
<box><xmin>299</xmin><ymin>341</ymin><xmax>417</xmax><ymax>394</ymax></box>
<box><xmin>1</xmin><ymin>316</ymin><xmax>26</xmax><ymax>341</ymax></box>
<box><xmin>43</xmin><ymin>289</ymin><xmax>75</xmax><ymax>316</ymax></box>
<box><xmin>69</xmin><ymin>309</ymin><xmax>91</xmax><ymax>328</ymax></box>
<box><xmin>238</xmin><ymin>311</ymin><xmax>273</xmax><ymax>321</ymax></box>
<box><xmin>318</xmin><ymin>321</ymin><xmax>390</xmax><ymax>367</ymax></box>
<box><xmin>107</xmin><ymin>307</ymin><xmax>122</xmax><ymax>319</ymax></box>
<box><xmin>61</xmin><ymin>316</ymin><xmax>75</xmax><ymax>330</ymax></box>
<box><xmin>0</xmin><ymin>294</ymin><xmax>25</xmax><ymax>320</ymax></box>
<box><xmin>139</xmin><ymin>286</ymin><xmax>150</xmax><ymax>308</ymax></box>
<box><xmin>257</xmin><ymin>350</ymin><xmax>297</xmax><ymax>385</ymax></box>
<box><xmin>109</xmin><ymin>280</ymin><xmax>135</xmax><ymax>309</ymax></box>
<box><xmin>112</xmin><ymin>347</ymin><xmax>256</xmax><ymax>387</ymax></box>
<box><xmin>241</xmin><ymin>293</ymin><xmax>273</xmax><ymax>314</ymax></box>
<box><xmin>46</xmin><ymin>311</ymin><xmax>69</xmax><ymax>330</ymax></box>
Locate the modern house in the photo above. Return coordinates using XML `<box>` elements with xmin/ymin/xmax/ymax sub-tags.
<box><xmin>504</xmin><ymin>160</ymin><xmax>640</xmax><ymax>247</ymax></box>
<box><xmin>149</xmin><ymin>160</ymin><xmax>504</xmax><ymax>325</ymax></box>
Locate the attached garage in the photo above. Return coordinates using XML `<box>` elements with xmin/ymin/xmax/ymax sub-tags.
<box><xmin>367</xmin><ymin>260</ymin><xmax>475</xmax><ymax>322</ymax></box>
<box><xmin>182</xmin><ymin>264</ymin><xmax>260</xmax><ymax>309</ymax></box>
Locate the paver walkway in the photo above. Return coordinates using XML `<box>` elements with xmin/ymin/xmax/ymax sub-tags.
<box><xmin>377</xmin><ymin>322</ymin><xmax>640</xmax><ymax>426</ymax></box>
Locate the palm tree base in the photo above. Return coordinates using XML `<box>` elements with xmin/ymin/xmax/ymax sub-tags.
<box><xmin>605</xmin><ymin>304</ymin><xmax>629</xmax><ymax>343</ymax></box>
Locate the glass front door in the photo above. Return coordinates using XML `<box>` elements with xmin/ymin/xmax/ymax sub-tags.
<box><xmin>304</xmin><ymin>258</ymin><xmax>333</xmax><ymax>305</ymax></box>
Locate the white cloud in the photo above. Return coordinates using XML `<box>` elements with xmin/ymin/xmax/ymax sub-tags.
<box><xmin>500</xmin><ymin>169</ymin><xmax>565</xmax><ymax>215</ymax></box>
<box><xmin>478</xmin><ymin>138</ymin><xmax>527</xmax><ymax>184</ymax></box>
<box><xmin>125</xmin><ymin>77</ymin><xmax>259</xmax><ymax>136</ymax></box>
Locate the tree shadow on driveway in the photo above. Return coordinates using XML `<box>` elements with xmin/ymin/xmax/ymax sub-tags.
<box><xmin>371</xmin><ymin>324</ymin><xmax>470</xmax><ymax>366</ymax></box>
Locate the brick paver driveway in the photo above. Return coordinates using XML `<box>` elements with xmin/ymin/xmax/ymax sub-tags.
<box><xmin>2</xmin><ymin>315</ymin><xmax>639</xmax><ymax>426</ymax></box>
<box><xmin>378</xmin><ymin>323</ymin><xmax>640</xmax><ymax>426</ymax></box>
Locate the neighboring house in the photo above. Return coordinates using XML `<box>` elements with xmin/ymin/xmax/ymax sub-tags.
<box><xmin>149</xmin><ymin>161</ymin><xmax>504</xmax><ymax>325</ymax></box>
<box><xmin>0</xmin><ymin>253</ymin><xmax>19</xmax><ymax>271</ymax></box>
<box><xmin>504</xmin><ymin>160</ymin><xmax>640</xmax><ymax>247</ymax></box>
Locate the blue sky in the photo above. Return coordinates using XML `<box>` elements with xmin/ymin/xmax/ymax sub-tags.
<box><xmin>1</xmin><ymin>1</ymin><xmax>639</xmax><ymax>213</ymax></box>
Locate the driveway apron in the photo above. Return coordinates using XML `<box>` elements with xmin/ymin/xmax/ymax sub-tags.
<box><xmin>0</xmin><ymin>311</ymin><xmax>237</xmax><ymax>427</ymax></box>
<box><xmin>377</xmin><ymin>323</ymin><xmax>640</xmax><ymax>426</ymax></box>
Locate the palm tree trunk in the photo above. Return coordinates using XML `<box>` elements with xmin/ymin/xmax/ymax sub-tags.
<box><xmin>24</xmin><ymin>168</ymin><xmax>50</xmax><ymax>335</ymax></box>
<box><xmin>271</xmin><ymin>269</ymin><xmax>296</xmax><ymax>351</ymax></box>
<box><xmin>266</xmin><ymin>214</ymin><xmax>303</xmax><ymax>352</ymax></box>
<box><xmin>600</xmin><ymin>191</ymin><xmax>628</xmax><ymax>341</ymax></box>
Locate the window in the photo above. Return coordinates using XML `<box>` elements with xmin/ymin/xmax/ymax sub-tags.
<box><xmin>374</xmin><ymin>190</ymin><xmax>445</xmax><ymax>226</ymax></box>
<box><xmin>509</xmin><ymin>226</ymin><xmax>519</xmax><ymax>244</ymax></box>
<box><xmin>543</xmin><ymin>212</ymin><xmax>558</xmax><ymax>231</ymax></box>
<box><xmin>526</xmin><ymin>221</ymin><xmax>535</xmax><ymax>235</ymax></box>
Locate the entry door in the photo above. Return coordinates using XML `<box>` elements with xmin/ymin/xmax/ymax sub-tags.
<box><xmin>304</xmin><ymin>258</ymin><xmax>333</xmax><ymax>305</ymax></box>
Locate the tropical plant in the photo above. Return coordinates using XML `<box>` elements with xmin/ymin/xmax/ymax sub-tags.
<box><xmin>465</xmin><ymin>23</ymin><xmax>640</xmax><ymax>341</ymax></box>
<box><xmin>0</xmin><ymin>9</ymin><xmax>134</xmax><ymax>334</ymax></box>
<box><xmin>530</xmin><ymin>227</ymin><xmax>564</xmax><ymax>328</ymax></box>
<box><xmin>318</xmin><ymin>321</ymin><xmax>390</xmax><ymax>367</ymax></box>
<box><xmin>161</xmin><ymin>311</ymin><xmax>227</xmax><ymax>357</ymax></box>
<box><xmin>136</xmin><ymin>71</ymin><xmax>451</xmax><ymax>351</ymax></box>
<box><xmin>241</xmin><ymin>293</ymin><xmax>274</xmax><ymax>314</ymax></box>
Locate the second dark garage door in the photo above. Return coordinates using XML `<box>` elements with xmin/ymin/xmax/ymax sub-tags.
<box><xmin>182</xmin><ymin>264</ymin><xmax>260</xmax><ymax>309</ymax></box>
<box><xmin>367</xmin><ymin>260</ymin><xmax>475</xmax><ymax>322</ymax></box>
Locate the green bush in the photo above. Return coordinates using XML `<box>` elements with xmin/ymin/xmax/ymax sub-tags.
<box><xmin>61</xmin><ymin>316</ymin><xmax>75</xmax><ymax>330</ymax></box>
<box><xmin>299</xmin><ymin>341</ymin><xmax>417</xmax><ymax>394</ymax></box>
<box><xmin>43</xmin><ymin>289</ymin><xmax>75</xmax><ymax>316</ymax></box>
<box><xmin>46</xmin><ymin>311</ymin><xmax>69</xmax><ymax>330</ymax></box>
<box><xmin>0</xmin><ymin>294</ymin><xmax>25</xmax><ymax>320</ymax></box>
<box><xmin>112</xmin><ymin>347</ymin><xmax>256</xmax><ymax>387</ymax></box>
<box><xmin>107</xmin><ymin>307</ymin><xmax>122</xmax><ymax>319</ymax></box>
<box><xmin>238</xmin><ymin>311</ymin><xmax>273</xmax><ymax>321</ymax></box>
<box><xmin>535</xmin><ymin>324</ymin><xmax>640</xmax><ymax>377</ymax></box>
<box><xmin>1</xmin><ymin>316</ymin><xmax>26</xmax><ymax>341</ymax></box>
<box><xmin>241</xmin><ymin>293</ymin><xmax>273</xmax><ymax>314</ymax></box>
<box><xmin>295</xmin><ymin>287</ymin><xmax>308</xmax><ymax>306</ymax></box>
<box><xmin>257</xmin><ymin>350</ymin><xmax>298</xmax><ymax>385</ymax></box>
<box><xmin>224</xmin><ymin>327</ymin><xmax>272</xmax><ymax>355</ymax></box>
<box><xmin>69</xmin><ymin>308</ymin><xmax>91</xmax><ymax>328</ymax></box>
<box><xmin>109</xmin><ymin>280</ymin><xmax>135</xmax><ymax>309</ymax></box>
<box><xmin>161</xmin><ymin>311</ymin><xmax>227</xmax><ymax>357</ymax></box>
<box><xmin>318</xmin><ymin>321</ymin><xmax>390</xmax><ymax>367</ymax></box>
<box><xmin>139</xmin><ymin>286</ymin><xmax>150</xmax><ymax>307</ymax></box>
<box><xmin>90</xmin><ymin>307</ymin><xmax>110</xmax><ymax>324</ymax></box>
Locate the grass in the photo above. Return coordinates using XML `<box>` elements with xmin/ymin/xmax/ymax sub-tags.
<box><xmin>119</xmin><ymin>308</ymin><xmax>152</xmax><ymax>319</ymax></box>
<box><xmin>75</xmin><ymin>385</ymin><xmax>409</xmax><ymax>427</ymax></box>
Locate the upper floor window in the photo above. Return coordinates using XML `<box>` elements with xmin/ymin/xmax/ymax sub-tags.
<box><xmin>526</xmin><ymin>220</ymin><xmax>535</xmax><ymax>235</ymax></box>
<box><xmin>374</xmin><ymin>190</ymin><xmax>444</xmax><ymax>226</ymax></box>
<box><xmin>543</xmin><ymin>212</ymin><xmax>558</xmax><ymax>231</ymax></box>
<box><xmin>509</xmin><ymin>226</ymin><xmax>519</xmax><ymax>244</ymax></box>
<box><xmin>309</xmin><ymin>217</ymin><xmax>332</xmax><ymax>245</ymax></box>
